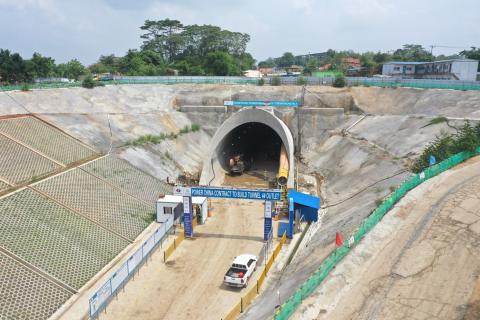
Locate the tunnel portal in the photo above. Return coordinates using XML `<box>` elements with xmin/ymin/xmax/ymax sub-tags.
<box><xmin>200</xmin><ymin>108</ymin><xmax>295</xmax><ymax>188</ymax></box>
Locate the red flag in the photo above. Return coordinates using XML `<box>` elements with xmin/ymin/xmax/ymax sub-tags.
<box><xmin>335</xmin><ymin>232</ymin><xmax>344</xmax><ymax>247</ymax></box>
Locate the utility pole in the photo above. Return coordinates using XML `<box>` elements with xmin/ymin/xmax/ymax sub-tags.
<box><xmin>296</xmin><ymin>85</ymin><xmax>306</xmax><ymax>159</ymax></box>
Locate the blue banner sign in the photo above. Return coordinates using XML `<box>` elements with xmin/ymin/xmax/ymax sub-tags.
<box><xmin>191</xmin><ymin>187</ymin><xmax>281</xmax><ymax>201</ymax></box>
<box><xmin>184</xmin><ymin>212</ymin><xmax>193</xmax><ymax>237</ymax></box>
<box><xmin>183</xmin><ymin>196</ymin><xmax>193</xmax><ymax>237</ymax></box>
<box><xmin>264</xmin><ymin>217</ymin><xmax>272</xmax><ymax>241</ymax></box>
<box><xmin>429</xmin><ymin>155</ymin><xmax>436</xmax><ymax>166</ymax></box>
<box><xmin>224</xmin><ymin>100</ymin><xmax>299</xmax><ymax>107</ymax></box>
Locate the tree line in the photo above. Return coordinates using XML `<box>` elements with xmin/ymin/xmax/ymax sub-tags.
<box><xmin>1</xmin><ymin>20</ymin><xmax>479</xmax><ymax>85</ymax></box>
<box><xmin>0</xmin><ymin>19</ymin><xmax>256</xmax><ymax>85</ymax></box>
<box><xmin>258</xmin><ymin>45</ymin><xmax>480</xmax><ymax>76</ymax></box>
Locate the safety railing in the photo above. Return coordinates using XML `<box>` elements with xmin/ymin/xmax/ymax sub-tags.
<box><xmin>257</xmin><ymin>229</ymin><xmax>273</xmax><ymax>266</ymax></box>
<box><xmin>222</xmin><ymin>233</ymin><xmax>287</xmax><ymax>320</ymax></box>
<box><xmin>89</xmin><ymin>217</ymin><xmax>174</xmax><ymax>319</ymax></box>
<box><xmin>274</xmin><ymin>146</ymin><xmax>480</xmax><ymax>320</ymax></box>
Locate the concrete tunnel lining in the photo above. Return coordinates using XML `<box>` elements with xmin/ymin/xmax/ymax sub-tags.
<box><xmin>200</xmin><ymin>108</ymin><xmax>295</xmax><ymax>188</ymax></box>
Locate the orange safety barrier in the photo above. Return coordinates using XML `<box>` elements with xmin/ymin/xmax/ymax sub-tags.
<box><xmin>163</xmin><ymin>242</ymin><xmax>175</xmax><ymax>262</ymax></box>
<box><xmin>243</xmin><ymin>284</ymin><xmax>258</xmax><ymax>308</ymax></box>
<box><xmin>265</xmin><ymin>255</ymin><xmax>274</xmax><ymax>274</ymax></box>
<box><xmin>164</xmin><ymin>233</ymin><xmax>186</xmax><ymax>262</ymax></box>
<box><xmin>257</xmin><ymin>268</ymin><xmax>267</xmax><ymax>291</ymax></box>
<box><xmin>223</xmin><ymin>300</ymin><xmax>242</xmax><ymax>320</ymax></box>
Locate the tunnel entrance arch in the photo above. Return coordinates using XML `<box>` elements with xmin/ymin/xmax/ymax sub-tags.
<box><xmin>200</xmin><ymin>108</ymin><xmax>295</xmax><ymax>188</ymax></box>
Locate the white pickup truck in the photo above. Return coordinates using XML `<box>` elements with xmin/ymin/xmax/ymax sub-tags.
<box><xmin>224</xmin><ymin>254</ymin><xmax>257</xmax><ymax>288</ymax></box>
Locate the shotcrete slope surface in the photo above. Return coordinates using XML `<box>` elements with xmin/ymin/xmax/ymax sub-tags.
<box><xmin>294</xmin><ymin>156</ymin><xmax>480</xmax><ymax>320</ymax></box>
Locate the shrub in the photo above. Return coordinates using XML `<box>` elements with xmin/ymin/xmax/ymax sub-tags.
<box><xmin>82</xmin><ymin>76</ymin><xmax>96</xmax><ymax>89</ymax></box>
<box><xmin>21</xmin><ymin>83</ymin><xmax>30</xmax><ymax>91</ymax></box>
<box><xmin>297</xmin><ymin>76</ymin><xmax>307</xmax><ymax>86</ymax></box>
<box><xmin>257</xmin><ymin>78</ymin><xmax>265</xmax><ymax>86</ymax></box>
<box><xmin>411</xmin><ymin>121</ymin><xmax>480</xmax><ymax>173</ymax></box>
<box><xmin>179</xmin><ymin>125</ymin><xmax>190</xmax><ymax>134</ymax></box>
<box><xmin>453</xmin><ymin>122</ymin><xmax>479</xmax><ymax>153</ymax></box>
<box><xmin>190</xmin><ymin>123</ymin><xmax>201</xmax><ymax>132</ymax></box>
<box><xmin>333</xmin><ymin>74</ymin><xmax>346</xmax><ymax>88</ymax></box>
<box><xmin>271</xmin><ymin>76</ymin><xmax>281</xmax><ymax>86</ymax></box>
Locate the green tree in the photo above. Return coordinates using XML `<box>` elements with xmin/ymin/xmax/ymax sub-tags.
<box><xmin>140</xmin><ymin>19</ymin><xmax>185</xmax><ymax>63</ymax></box>
<box><xmin>392</xmin><ymin>44</ymin><xmax>433</xmax><ymax>62</ymax></box>
<box><xmin>56</xmin><ymin>59</ymin><xmax>87</xmax><ymax>80</ymax></box>
<box><xmin>360</xmin><ymin>53</ymin><xmax>376</xmax><ymax>75</ymax></box>
<box><xmin>303</xmin><ymin>58</ymin><xmax>318</xmax><ymax>75</ymax></box>
<box><xmin>203</xmin><ymin>51</ymin><xmax>240</xmax><ymax>76</ymax></box>
<box><xmin>117</xmin><ymin>49</ymin><xmax>165</xmax><ymax>76</ymax></box>
<box><xmin>460</xmin><ymin>47</ymin><xmax>480</xmax><ymax>71</ymax></box>
<box><xmin>460</xmin><ymin>47</ymin><xmax>480</xmax><ymax>60</ymax></box>
<box><xmin>173</xmin><ymin>60</ymin><xmax>204</xmax><ymax>75</ymax></box>
<box><xmin>0</xmin><ymin>49</ymin><xmax>29</xmax><ymax>83</ymax></box>
<box><xmin>29</xmin><ymin>52</ymin><xmax>56</xmax><ymax>78</ymax></box>
<box><xmin>258</xmin><ymin>58</ymin><xmax>276</xmax><ymax>68</ymax></box>
<box><xmin>235</xmin><ymin>52</ymin><xmax>256</xmax><ymax>71</ymax></box>
<box><xmin>275</xmin><ymin>52</ymin><xmax>295</xmax><ymax>67</ymax></box>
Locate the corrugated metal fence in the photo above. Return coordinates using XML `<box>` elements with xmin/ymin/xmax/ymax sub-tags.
<box><xmin>89</xmin><ymin>217</ymin><xmax>174</xmax><ymax>319</ymax></box>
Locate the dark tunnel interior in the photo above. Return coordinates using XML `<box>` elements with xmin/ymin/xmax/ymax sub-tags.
<box><xmin>217</xmin><ymin>122</ymin><xmax>283</xmax><ymax>175</ymax></box>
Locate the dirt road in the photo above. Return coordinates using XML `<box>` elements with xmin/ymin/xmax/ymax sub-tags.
<box><xmin>99</xmin><ymin>198</ymin><xmax>265</xmax><ymax>320</ymax></box>
<box><xmin>294</xmin><ymin>157</ymin><xmax>480</xmax><ymax>320</ymax></box>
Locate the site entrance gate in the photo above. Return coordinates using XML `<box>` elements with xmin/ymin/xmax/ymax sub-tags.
<box><xmin>173</xmin><ymin>186</ymin><xmax>320</xmax><ymax>239</ymax></box>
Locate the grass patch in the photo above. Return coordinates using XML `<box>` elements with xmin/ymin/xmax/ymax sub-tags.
<box><xmin>126</xmin><ymin>123</ymin><xmax>201</xmax><ymax>147</ymax></box>
<box><xmin>142</xmin><ymin>212</ymin><xmax>156</xmax><ymax>224</ymax></box>
<box><xmin>179</xmin><ymin>125</ymin><xmax>190</xmax><ymax>134</ymax></box>
<box><xmin>30</xmin><ymin>175</ymin><xmax>42</xmax><ymax>183</ymax></box>
<box><xmin>422</xmin><ymin>116</ymin><xmax>449</xmax><ymax>128</ymax></box>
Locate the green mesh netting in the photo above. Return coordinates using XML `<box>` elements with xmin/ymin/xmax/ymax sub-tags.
<box><xmin>274</xmin><ymin>147</ymin><xmax>480</xmax><ymax>320</ymax></box>
<box><xmin>2</xmin><ymin>78</ymin><xmax>480</xmax><ymax>92</ymax></box>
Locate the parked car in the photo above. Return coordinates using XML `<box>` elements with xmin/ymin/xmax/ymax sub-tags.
<box><xmin>224</xmin><ymin>254</ymin><xmax>257</xmax><ymax>288</ymax></box>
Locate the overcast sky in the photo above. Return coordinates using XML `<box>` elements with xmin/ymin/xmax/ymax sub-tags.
<box><xmin>1</xmin><ymin>0</ymin><xmax>479</xmax><ymax>65</ymax></box>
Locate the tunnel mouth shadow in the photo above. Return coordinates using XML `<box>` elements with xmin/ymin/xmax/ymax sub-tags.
<box><xmin>217</xmin><ymin>122</ymin><xmax>283</xmax><ymax>188</ymax></box>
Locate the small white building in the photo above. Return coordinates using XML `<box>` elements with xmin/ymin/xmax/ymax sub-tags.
<box><xmin>382</xmin><ymin>59</ymin><xmax>479</xmax><ymax>81</ymax></box>
<box><xmin>156</xmin><ymin>195</ymin><xmax>208</xmax><ymax>225</ymax></box>
<box><xmin>244</xmin><ymin>70</ymin><xmax>262</xmax><ymax>78</ymax></box>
